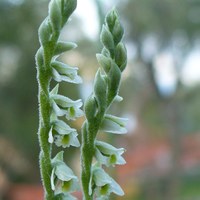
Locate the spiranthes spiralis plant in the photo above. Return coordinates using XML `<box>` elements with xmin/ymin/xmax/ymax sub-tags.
<box><xmin>81</xmin><ymin>8</ymin><xmax>127</xmax><ymax>200</ymax></box>
<box><xmin>35</xmin><ymin>0</ymin><xmax>127</xmax><ymax>200</ymax></box>
<box><xmin>35</xmin><ymin>0</ymin><xmax>83</xmax><ymax>199</ymax></box>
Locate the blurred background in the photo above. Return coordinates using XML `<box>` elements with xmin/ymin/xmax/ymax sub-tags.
<box><xmin>0</xmin><ymin>0</ymin><xmax>200</xmax><ymax>199</ymax></box>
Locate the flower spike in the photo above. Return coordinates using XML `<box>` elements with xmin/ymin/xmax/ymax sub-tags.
<box><xmin>36</xmin><ymin>0</ymin><xmax>81</xmax><ymax>199</ymax></box>
<box><xmin>81</xmin><ymin>8</ymin><xmax>127</xmax><ymax>200</ymax></box>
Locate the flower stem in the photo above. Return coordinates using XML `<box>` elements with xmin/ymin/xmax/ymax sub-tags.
<box><xmin>37</xmin><ymin>69</ymin><xmax>54</xmax><ymax>199</ymax></box>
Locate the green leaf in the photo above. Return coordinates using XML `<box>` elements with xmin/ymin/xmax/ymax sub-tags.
<box><xmin>54</xmin><ymin>41</ymin><xmax>77</xmax><ymax>56</ymax></box>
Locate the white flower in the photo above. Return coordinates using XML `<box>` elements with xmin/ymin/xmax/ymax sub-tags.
<box><xmin>100</xmin><ymin>114</ymin><xmax>128</xmax><ymax>134</ymax></box>
<box><xmin>95</xmin><ymin>140</ymin><xmax>126</xmax><ymax>167</ymax></box>
<box><xmin>48</xmin><ymin>120</ymin><xmax>80</xmax><ymax>148</ymax></box>
<box><xmin>51</xmin><ymin>151</ymin><xmax>79</xmax><ymax>196</ymax></box>
<box><xmin>51</xmin><ymin>61</ymin><xmax>82</xmax><ymax>84</ymax></box>
<box><xmin>89</xmin><ymin>165</ymin><xmax>124</xmax><ymax>199</ymax></box>
<box><xmin>50</xmin><ymin>85</ymin><xmax>84</xmax><ymax>120</ymax></box>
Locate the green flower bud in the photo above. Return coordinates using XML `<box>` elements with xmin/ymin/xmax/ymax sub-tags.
<box><xmin>94</xmin><ymin>70</ymin><xmax>107</xmax><ymax>111</ymax></box>
<box><xmin>61</xmin><ymin>0</ymin><xmax>77</xmax><ymax>26</ymax></box>
<box><xmin>35</xmin><ymin>47</ymin><xmax>44</xmax><ymax>67</ymax></box>
<box><xmin>112</xmin><ymin>19</ymin><xmax>124</xmax><ymax>45</ymax></box>
<box><xmin>101</xmin><ymin>47</ymin><xmax>110</xmax><ymax>57</ymax></box>
<box><xmin>96</xmin><ymin>54</ymin><xmax>111</xmax><ymax>74</ymax></box>
<box><xmin>49</xmin><ymin>0</ymin><xmax>62</xmax><ymax>31</ymax></box>
<box><xmin>84</xmin><ymin>95</ymin><xmax>98</xmax><ymax>121</ymax></box>
<box><xmin>115</xmin><ymin>42</ymin><xmax>127</xmax><ymax>71</ymax></box>
<box><xmin>106</xmin><ymin>9</ymin><xmax>118</xmax><ymax>32</ymax></box>
<box><xmin>38</xmin><ymin>18</ymin><xmax>52</xmax><ymax>46</ymax></box>
<box><xmin>107</xmin><ymin>62</ymin><xmax>121</xmax><ymax>103</ymax></box>
<box><xmin>100</xmin><ymin>25</ymin><xmax>115</xmax><ymax>58</ymax></box>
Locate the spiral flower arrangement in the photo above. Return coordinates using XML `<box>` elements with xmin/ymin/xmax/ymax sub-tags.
<box><xmin>81</xmin><ymin>9</ymin><xmax>127</xmax><ymax>200</ymax></box>
<box><xmin>35</xmin><ymin>0</ymin><xmax>83</xmax><ymax>199</ymax></box>
<box><xmin>36</xmin><ymin>0</ymin><xmax>127</xmax><ymax>200</ymax></box>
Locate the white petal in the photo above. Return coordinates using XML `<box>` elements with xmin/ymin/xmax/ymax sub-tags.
<box><xmin>51</xmin><ymin>167</ymin><xmax>56</xmax><ymax>191</ymax></box>
<box><xmin>48</xmin><ymin>127</ymin><xmax>54</xmax><ymax>144</ymax></box>
<box><xmin>110</xmin><ymin>177</ymin><xmax>124</xmax><ymax>196</ymax></box>
<box><xmin>93</xmin><ymin>168</ymin><xmax>111</xmax><ymax>187</ymax></box>
<box><xmin>105</xmin><ymin>114</ymin><xmax>128</xmax><ymax>127</ymax></box>
<box><xmin>55</xmin><ymin>163</ymin><xmax>77</xmax><ymax>182</ymax></box>
<box><xmin>52</xmin><ymin>68</ymin><xmax>62</xmax><ymax>82</ymax></box>
<box><xmin>100</xmin><ymin>117</ymin><xmax>127</xmax><ymax>134</ymax></box>
<box><xmin>52</xmin><ymin>101</ymin><xmax>66</xmax><ymax>116</ymax></box>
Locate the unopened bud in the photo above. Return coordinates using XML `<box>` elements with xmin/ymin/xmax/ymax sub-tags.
<box><xmin>49</xmin><ymin>0</ymin><xmax>62</xmax><ymax>31</ymax></box>
<box><xmin>115</xmin><ymin>43</ymin><xmax>127</xmax><ymax>71</ymax></box>
<box><xmin>100</xmin><ymin>25</ymin><xmax>115</xmax><ymax>58</ymax></box>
